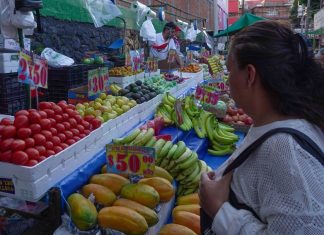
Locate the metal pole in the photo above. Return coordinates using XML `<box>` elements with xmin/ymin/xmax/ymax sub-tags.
<box><xmin>214</xmin><ymin>0</ymin><xmax>219</xmax><ymax>54</ymax></box>
<box><xmin>305</xmin><ymin>0</ymin><xmax>311</xmax><ymax>34</ymax></box>
<box><xmin>242</xmin><ymin>0</ymin><xmax>245</xmax><ymax>15</ymax></box>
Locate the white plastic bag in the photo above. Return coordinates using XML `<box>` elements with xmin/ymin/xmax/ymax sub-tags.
<box><xmin>84</xmin><ymin>0</ymin><xmax>122</xmax><ymax>28</ymax></box>
<box><xmin>41</xmin><ymin>48</ymin><xmax>75</xmax><ymax>68</ymax></box>
<box><xmin>140</xmin><ymin>18</ymin><xmax>156</xmax><ymax>42</ymax></box>
<box><xmin>185</xmin><ymin>24</ymin><xmax>197</xmax><ymax>42</ymax></box>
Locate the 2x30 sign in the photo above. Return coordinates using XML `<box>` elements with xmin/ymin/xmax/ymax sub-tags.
<box><xmin>195</xmin><ymin>85</ymin><xmax>219</xmax><ymax>106</ymax></box>
<box><xmin>18</xmin><ymin>49</ymin><xmax>48</xmax><ymax>88</ymax></box>
<box><xmin>106</xmin><ymin>144</ymin><xmax>155</xmax><ymax>176</ymax></box>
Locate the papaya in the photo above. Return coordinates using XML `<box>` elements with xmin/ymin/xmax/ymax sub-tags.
<box><xmin>158</xmin><ymin>223</ymin><xmax>197</xmax><ymax>235</ymax></box>
<box><xmin>177</xmin><ymin>193</ymin><xmax>199</xmax><ymax>205</ymax></box>
<box><xmin>144</xmin><ymin>166</ymin><xmax>173</xmax><ymax>183</ymax></box>
<box><xmin>138</xmin><ymin>177</ymin><xmax>175</xmax><ymax>202</ymax></box>
<box><xmin>121</xmin><ymin>183</ymin><xmax>160</xmax><ymax>209</ymax></box>
<box><xmin>67</xmin><ymin>193</ymin><xmax>97</xmax><ymax>231</ymax></box>
<box><xmin>173</xmin><ymin>211</ymin><xmax>201</xmax><ymax>235</ymax></box>
<box><xmin>113</xmin><ymin>198</ymin><xmax>159</xmax><ymax>226</ymax></box>
<box><xmin>81</xmin><ymin>184</ymin><xmax>117</xmax><ymax>207</ymax></box>
<box><xmin>101</xmin><ymin>164</ymin><xmax>129</xmax><ymax>178</ymax></box>
<box><xmin>98</xmin><ymin>206</ymin><xmax>148</xmax><ymax>235</ymax></box>
<box><xmin>172</xmin><ymin>204</ymin><xmax>200</xmax><ymax>216</ymax></box>
<box><xmin>90</xmin><ymin>173</ymin><xmax>130</xmax><ymax>195</ymax></box>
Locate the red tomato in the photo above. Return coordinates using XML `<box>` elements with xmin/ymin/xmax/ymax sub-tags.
<box><xmin>38</xmin><ymin>110</ymin><xmax>47</xmax><ymax>119</ymax></box>
<box><xmin>14</xmin><ymin>115</ymin><xmax>29</xmax><ymax>129</ymax></box>
<box><xmin>84</xmin><ymin>130</ymin><xmax>91</xmax><ymax>135</ymax></box>
<box><xmin>56</xmin><ymin>123</ymin><xmax>65</xmax><ymax>132</ymax></box>
<box><xmin>57</xmin><ymin>101</ymin><xmax>68</xmax><ymax>110</ymax></box>
<box><xmin>73</xmin><ymin>136</ymin><xmax>81</xmax><ymax>142</ymax></box>
<box><xmin>33</xmin><ymin>134</ymin><xmax>46</xmax><ymax>146</ymax></box>
<box><xmin>46</xmin><ymin>150</ymin><xmax>56</xmax><ymax>157</ymax></box>
<box><xmin>53</xmin><ymin>146</ymin><xmax>63</xmax><ymax>154</ymax></box>
<box><xmin>54</xmin><ymin>114</ymin><xmax>63</xmax><ymax>123</ymax></box>
<box><xmin>45</xmin><ymin>141</ymin><xmax>54</xmax><ymax>150</ymax></box>
<box><xmin>0</xmin><ymin>125</ymin><xmax>4</xmax><ymax>133</ymax></box>
<box><xmin>28</xmin><ymin>109</ymin><xmax>37</xmax><ymax>113</ymax></box>
<box><xmin>2</xmin><ymin>126</ymin><xmax>16</xmax><ymax>138</ymax></box>
<box><xmin>91</xmin><ymin>118</ymin><xmax>102</xmax><ymax>130</ymax></box>
<box><xmin>76</xmin><ymin>124</ymin><xmax>85</xmax><ymax>134</ymax></box>
<box><xmin>52</xmin><ymin>105</ymin><xmax>63</xmax><ymax>114</ymax></box>
<box><xmin>62</xmin><ymin>113</ymin><xmax>69</xmax><ymax>120</ymax></box>
<box><xmin>44</xmin><ymin>109</ymin><xmax>55</xmax><ymax>118</ymax></box>
<box><xmin>0</xmin><ymin>118</ymin><xmax>12</xmax><ymax>126</ymax></box>
<box><xmin>15</xmin><ymin>110</ymin><xmax>29</xmax><ymax>117</ymax></box>
<box><xmin>82</xmin><ymin>120</ymin><xmax>90</xmax><ymax>130</ymax></box>
<box><xmin>25</xmin><ymin>138</ymin><xmax>35</xmax><ymax>148</ymax></box>
<box><xmin>51</xmin><ymin>136</ymin><xmax>61</xmax><ymax>145</ymax></box>
<box><xmin>11</xmin><ymin>139</ymin><xmax>26</xmax><ymax>151</ymax></box>
<box><xmin>35</xmin><ymin>145</ymin><xmax>46</xmax><ymax>156</ymax></box>
<box><xmin>39</xmin><ymin>102</ymin><xmax>52</xmax><ymax>110</ymax></box>
<box><xmin>40</xmin><ymin>119</ymin><xmax>51</xmax><ymax>130</ymax></box>
<box><xmin>65</xmin><ymin>109</ymin><xmax>74</xmax><ymax>117</ymax></box>
<box><xmin>84</xmin><ymin>115</ymin><xmax>95</xmax><ymax>123</ymax></box>
<box><xmin>25</xmin><ymin>159</ymin><xmax>38</xmax><ymax>167</ymax></box>
<box><xmin>17</xmin><ymin>127</ymin><xmax>32</xmax><ymax>139</ymax></box>
<box><xmin>59</xmin><ymin>143</ymin><xmax>69</xmax><ymax>149</ymax></box>
<box><xmin>62</xmin><ymin>122</ymin><xmax>71</xmax><ymax>130</ymax></box>
<box><xmin>0</xmin><ymin>150</ymin><xmax>12</xmax><ymax>162</ymax></box>
<box><xmin>38</xmin><ymin>156</ymin><xmax>46</xmax><ymax>162</ymax></box>
<box><xmin>57</xmin><ymin>133</ymin><xmax>66</xmax><ymax>142</ymax></box>
<box><xmin>74</xmin><ymin>115</ymin><xmax>83</xmax><ymax>124</ymax></box>
<box><xmin>64</xmin><ymin>130</ymin><xmax>73</xmax><ymax>139</ymax></box>
<box><xmin>79</xmin><ymin>133</ymin><xmax>86</xmax><ymax>139</ymax></box>
<box><xmin>68</xmin><ymin>118</ymin><xmax>77</xmax><ymax>128</ymax></box>
<box><xmin>50</xmin><ymin>127</ymin><xmax>58</xmax><ymax>136</ymax></box>
<box><xmin>0</xmin><ymin>138</ymin><xmax>14</xmax><ymax>151</ymax></box>
<box><xmin>48</xmin><ymin>118</ymin><xmax>56</xmax><ymax>126</ymax></box>
<box><xmin>25</xmin><ymin>148</ymin><xmax>40</xmax><ymax>160</ymax></box>
<box><xmin>71</xmin><ymin>110</ymin><xmax>79</xmax><ymax>117</ymax></box>
<box><xmin>40</xmin><ymin>130</ymin><xmax>52</xmax><ymax>141</ymax></box>
<box><xmin>65</xmin><ymin>139</ymin><xmax>76</xmax><ymax>145</ymax></box>
<box><xmin>67</xmin><ymin>104</ymin><xmax>76</xmax><ymax>110</ymax></box>
<box><xmin>237</xmin><ymin>108</ymin><xmax>245</xmax><ymax>115</ymax></box>
<box><xmin>11</xmin><ymin>151</ymin><xmax>28</xmax><ymax>165</ymax></box>
<box><xmin>29</xmin><ymin>124</ymin><xmax>41</xmax><ymax>135</ymax></box>
<box><xmin>71</xmin><ymin>128</ymin><xmax>80</xmax><ymax>137</ymax></box>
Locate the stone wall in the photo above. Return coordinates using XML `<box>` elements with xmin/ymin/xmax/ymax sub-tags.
<box><xmin>32</xmin><ymin>17</ymin><xmax>139</xmax><ymax>62</ymax></box>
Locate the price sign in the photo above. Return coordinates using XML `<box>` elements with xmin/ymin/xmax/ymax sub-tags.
<box><xmin>187</xmin><ymin>50</ymin><xmax>194</xmax><ymax>62</ymax></box>
<box><xmin>125</xmin><ymin>52</ymin><xmax>132</xmax><ymax>67</ymax></box>
<box><xmin>168</xmin><ymin>49</ymin><xmax>176</xmax><ymax>63</ymax></box>
<box><xmin>195</xmin><ymin>85</ymin><xmax>219</xmax><ymax>107</ymax></box>
<box><xmin>106</xmin><ymin>145</ymin><xmax>155</xmax><ymax>176</ymax></box>
<box><xmin>18</xmin><ymin>49</ymin><xmax>48</xmax><ymax>88</ymax></box>
<box><xmin>174</xmin><ymin>99</ymin><xmax>183</xmax><ymax>125</ymax></box>
<box><xmin>88</xmin><ymin>68</ymin><xmax>109</xmax><ymax>96</ymax></box>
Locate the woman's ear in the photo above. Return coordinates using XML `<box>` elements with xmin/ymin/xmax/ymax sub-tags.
<box><xmin>246</xmin><ymin>64</ymin><xmax>257</xmax><ymax>88</ymax></box>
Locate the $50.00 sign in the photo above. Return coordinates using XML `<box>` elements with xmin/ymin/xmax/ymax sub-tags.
<box><xmin>106</xmin><ymin>145</ymin><xmax>155</xmax><ymax>176</ymax></box>
<box><xmin>18</xmin><ymin>49</ymin><xmax>48</xmax><ymax>88</ymax></box>
<box><xmin>88</xmin><ymin>68</ymin><xmax>109</xmax><ymax>96</ymax></box>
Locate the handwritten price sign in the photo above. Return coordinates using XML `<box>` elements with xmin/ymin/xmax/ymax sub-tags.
<box><xmin>195</xmin><ymin>85</ymin><xmax>219</xmax><ymax>107</ymax></box>
<box><xmin>106</xmin><ymin>145</ymin><xmax>155</xmax><ymax>176</ymax></box>
<box><xmin>18</xmin><ymin>49</ymin><xmax>48</xmax><ymax>88</ymax></box>
<box><xmin>88</xmin><ymin>68</ymin><xmax>109</xmax><ymax>96</ymax></box>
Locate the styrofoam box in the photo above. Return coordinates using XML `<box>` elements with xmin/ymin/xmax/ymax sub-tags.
<box><xmin>133</xmin><ymin>71</ymin><xmax>145</xmax><ymax>82</ymax></box>
<box><xmin>109</xmin><ymin>75</ymin><xmax>134</xmax><ymax>88</ymax></box>
<box><xmin>0</xmin><ymin>52</ymin><xmax>19</xmax><ymax>73</ymax></box>
<box><xmin>144</xmin><ymin>69</ymin><xmax>160</xmax><ymax>79</ymax></box>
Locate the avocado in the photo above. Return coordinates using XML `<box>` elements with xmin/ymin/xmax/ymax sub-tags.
<box><xmin>140</xmin><ymin>97</ymin><xmax>146</xmax><ymax>103</ymax></box>
<box><xmin>149</xmin><ymin>92</ymin><xmax>156</xmax><ymax>98</ymax></box>
<box><xmin>136</xmin><ymin>99</ymin><xmax>142</xmax><ymax>104</ymax></box>
<box><xmin>131</xmin><ymin>86</ymin><xmax>140</xmax><ymax>93</ymax></box>
<box><xmin>125</xmin><ymin>92</ymin><xmax>134</xmax><ymax>99</ymax></box>
<box><xmin>132</xmin><ymin>93</ymin><xmax>141</xmax><ymax>100</ymax></box>
<box><xmin>135</xmin><ymin>80</ymin><xmax>142</xmax><ymax>86</ymax></box>
<box><xmin>144</xmin><ymin>94</ymin><xmax>150</xmax><ymax>100</ymax></box>
<box><xmin>118</xmin><ymin>89</ymin><xmax>129</xmax><ymax>96</ymax></box>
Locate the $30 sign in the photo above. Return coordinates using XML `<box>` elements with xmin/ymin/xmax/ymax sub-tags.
<box><xmin>18</xmin><ymin>49</ymin><xmax>48</xmax><ymax>88</ymax></box>
<box><xmin>195</xmin><ymin>85</ymin><xmax>219</xmax><ymax>106</ymax></box>
<box><xmin>88</xmin><ymin>68</ymin><xmax>109</xmax><ymax>96</ymax></box>
<box><xmin>106</xmin><ymin>145</ymin><xmax>155</xmax><ymax>176</ymax></box>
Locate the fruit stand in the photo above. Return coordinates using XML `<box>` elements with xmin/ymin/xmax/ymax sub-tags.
<box><xmin>0</xmin><ymin>51</ymin><xmax>251</xmax><ymax>234</ymax></box>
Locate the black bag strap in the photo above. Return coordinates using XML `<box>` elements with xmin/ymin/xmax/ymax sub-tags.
<box><xmin>223</xmin><ymin>127</ymin><xmax>324</xmax><ymax>176</ymax></box>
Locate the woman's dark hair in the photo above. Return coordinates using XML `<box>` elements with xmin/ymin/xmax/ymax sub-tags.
<box><xmin>230</xmin><ymin>20</ymin><xmax>324</xmax><ymax>130</ymax></box>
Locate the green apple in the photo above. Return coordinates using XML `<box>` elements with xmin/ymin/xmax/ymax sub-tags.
<box><xmin>94</xmin><ymin>110</ymin><xmax>102</xmax><ymax>117</ymax></box>
<box><xmin>108</xmin><ymin>113</ymin><xmax>118</xmax><ymax>120</ymax></box>
<box><xmin>97</xmin><ymin>116</ymin><xmax>105</xmax><ymax>123</ymax></box>
<box><xmin>95</xmin><ymin>98</ymin><xmax>103</xmax><ymax>104</ymax></box>
<box><xmin>115</xmin><ymin>108</ymin><xmax>124</xmax><ymax>115</ymax></box>
<box><xmin>89</xmin><ymin>101</ymin><xmax>95</xmax><ymax>107</ymax></box>
<box><xmin>102</xmin><ymin>112</ymin><xmax>110</xmax><ymax>122</ymax></box>
<box><xmin>78</xmin><ymin>110</ymin><xmax>85</xmax><ymax>117</ymax></box>
<box><xmin>83</xmin><ymin>102</ymin><xmax>89</xmax><ymax>108</ymax></box>
<box><xmin>93</xmin><ymin>102</ymin><xmax>102</xmax><ymax>110</ymax></box>
<box><xmin>76</xmin><ymin>103</ymin><xmax>85</xmax><ymax>110</ymax></box>
<box><xmin>106</xmin><ymin>95</ymin><xmax>114</xmax><ymax>99</ymax></box>
<box><xmin>85</xmin><ymin>107</ymin><xmax>95</xmax><ymax>115</ymax></box>
<box><xmin>121</xmin><ymin>105</ymin><xmax>130</xmax><ymax>112</ymax></box>
<box><xmin>100</xmin><ymin>93</ymin><xmax>107</xmax><ymax>100</ymax></box>
<box><xmin>116</xmin><ymin>99</ymin><xmax>125</xmax><ymax>107</ymax></box>
<box><xmin>100</xmin><ymin>106</ymin><xmax>112</xmax><ymax>113</ymax></box>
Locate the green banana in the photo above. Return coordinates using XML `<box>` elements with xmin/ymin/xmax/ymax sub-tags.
<box><xmin>213</xmin><ymin>128</ymin><xmax>238</xmax><ymax>145</ymax></box>
<box><xmin>181</xmin><ymin>161</ymin><xmax>199</xmax><ymax>176</ymax></box>
<box><xmin>182</xmin><ymin>187</ymin><xmax>197</xmax><ymax>196</ymax></box>
<box><xmin>160</xmin><ymin>144</ymin><xmax>178</xmax><ymax>168</ymax></box>
<box><xmin>129</xmin><ymin>130</ymin><xmax>147</xmax><ymax>146</ymax></box>
<box><xmin>158</xmin><ymin>141</ymin><xmax>173</xmax><ymax>159</ymax></box>
<box><xmin>177</xmin><ymin>184</ymin><xmax>185</xmax><ymax>196</ymax></box>
<box><xmin>208</xmin><ymin>147</ymin><xmax>234</xmax><ymax>156</ymax></box>
<box><xmin>192</xmin><ymin>116</ymin><xmax>206</xmax><ymax>138</ymax></box>
<box><xmin>177</xmin><ymin>152</ymin><xmax>198</xmax><ymax>170</ymax></box>
<box><xmin>211</xmin><ymin>141</ymin><xmax>233</xmax><ymax>151</ymax></box>
<box><xmin>172</xmin><ymin>141</ymin><xmax>186</xmax><ymax>160</ymax></box>
<box><xmin>218</xmin><ymin>122</ymin><xmax>235</xmax><ymax>132</ymax></box>
<box><xmin>166</xmin><ymin>160</ymin><xmax>176</xmax><ymax>171</ymax></box>
<box><xmin>145</xmin><ymin>137</ymin><xmax>157</xmax><ymax>147</ymax></box>
<box><xmin>182</xmin><ymin>162</ymin><xmax>201</xmax><ymax>184</ymax></box>
<box><xmin>166</xmin><ymin>92</ymin><xmax>176</xmax><ymax>104</ymax></box>
<box><xmin>199</xmin><ymin>160</ymin><xmax>208</xmax><ymax>173</ymax></box>
<box><xmin>218</xmin><ymin>128</ymin><xmax>239</xmax><ymax>141</ymax></box>
<box><xmin>132</xmin><ymin>128</ymin><xmax>154</xmax><ymax>146</ymax></box>
<box><xmin>175</xmin><ymin>148</ymin><xmax>192</xmax><ymax>163</ymax></box>
<box><xmin>113</xmin><ymin>128</ymin><xmax>141</xmax><ymax>144</ymax></box>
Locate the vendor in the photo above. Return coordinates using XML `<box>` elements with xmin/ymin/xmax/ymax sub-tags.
<box><xmin>149</xmin><ymin>22</ymin><xmax>183</xmax><ymax>68</ymax></box>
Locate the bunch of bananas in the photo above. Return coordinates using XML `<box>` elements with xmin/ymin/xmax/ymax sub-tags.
<box><xmin>112</xmin><ymin>127</ymin><xmax>212</xmax><ymax>196</ymax></box>
<box><xmin>109</xmin><ymin>84</ymin><xmax>122</xmax><ymax>96</ymax></box>
<box><xmin>155</xmin><ymin>93</ymin><xmax>176</xmax><ymax>126</ymax></box>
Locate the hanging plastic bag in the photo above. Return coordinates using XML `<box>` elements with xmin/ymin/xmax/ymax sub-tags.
<box><xmin>41</xmin><ymin>48</ymin><xmax>75</xmax><ymax>68</ymax></box>
<box><xmin>84</xmin><ymin>0</ymin><xmax>122</xmax><ymax>28</ymax></box>
<box><xmin>185</xmin><ymin>24</ymin><xmax>197</xmax><ymax>42</ymax></box>
<box><xmin>131</xmin><ymin>1</ymin><xmax>156</xmax><ymax>26</ymax></box>
<box><xmin>140</xmin><ymin>18</ymin><xmax>156</xmax><ymax>42</ymax></box>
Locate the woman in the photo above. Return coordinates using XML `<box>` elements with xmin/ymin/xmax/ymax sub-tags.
<box><xmin>199</xmin><ymin>21</ymin><xmax>324</xmax><ymax>234</ymax></box>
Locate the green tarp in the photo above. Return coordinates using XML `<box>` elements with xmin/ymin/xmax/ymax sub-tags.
<box><xmin>306</xmin><ymin>28</ymin><xmax>324</xmax><ymax>35</ymax></box>
<box><xmin>214</xmin><ymin>13</ymin><xmax>267</xmax><ymax>38</ymax></box>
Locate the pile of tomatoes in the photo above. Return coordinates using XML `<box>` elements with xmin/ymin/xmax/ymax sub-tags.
<box><xmin>0</xmin><ymin>101</ymin><xmax>102</xmax><ymax>167</ymax></box>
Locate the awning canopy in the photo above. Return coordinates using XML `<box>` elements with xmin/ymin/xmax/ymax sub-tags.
<box><xmin>214</xmin><ymin>13</ymin><xmax>267</xmax><ymax>38</ymax></box>
<box><xmin>306</xmin><ymin>28</ymin><xmax>324</xmax><ymax>35</ymax></box>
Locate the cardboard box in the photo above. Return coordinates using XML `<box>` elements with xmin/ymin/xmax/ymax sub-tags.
<box><xmin>67</xmin><ymin>85</ymin><xmax>99</xmax><ymax>104</ymax></box>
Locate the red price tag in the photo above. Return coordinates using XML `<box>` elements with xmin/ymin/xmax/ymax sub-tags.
<box><xmin>88</xmin><ymin>68</ymin><xmax>109</xmax><ymax>96</ymax></box>
<box><xmin>106</xmin><ymin>145</ymin><xmax>155</xmax><ymax>176</ymax></box>
<box><xmin>195</xmin><ymin>85</ymin><xmax>219</xmax><ymax>107</ymax></box>
<box><xmin>18</xmin><ymin>50</ymin><xmax>48</xmax><ymax>88</ymax></box>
